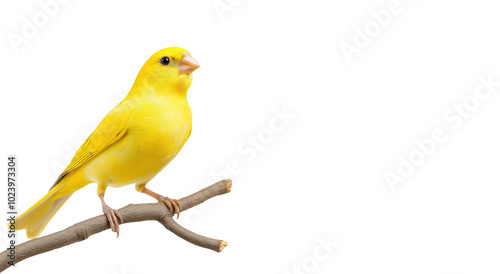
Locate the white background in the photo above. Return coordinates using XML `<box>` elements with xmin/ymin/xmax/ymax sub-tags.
<box><xmin>1</xmin><ymin>0</ymin><xmax>500</xmax><ymax>273</ymax></box>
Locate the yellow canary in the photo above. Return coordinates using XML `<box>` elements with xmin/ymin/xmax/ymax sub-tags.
<box><xmin>15</xmin><ymin>47</ymin><xmax>200</xmax><ymax>238</ymax></box>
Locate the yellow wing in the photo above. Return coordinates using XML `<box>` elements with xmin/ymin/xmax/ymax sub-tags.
<box><xmin>50</xmin><ymin>101</ymin><xmax>131</xmax><ymax>189</ymax></box>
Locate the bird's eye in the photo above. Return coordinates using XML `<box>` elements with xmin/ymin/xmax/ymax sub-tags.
<box><xmin>160</xmin><ymin>56</ymin><xmax>170</xmax><ymax>66</ymax></box>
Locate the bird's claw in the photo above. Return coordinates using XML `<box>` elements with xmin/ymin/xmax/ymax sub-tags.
<box><xmin>103</xmin><ymin>206</ymin><xmax>123</xmax><ymax>237</ymax></box>
<box><xmin>157</xmin><ymin>195</ymin><xmax>181</xmax><ymax>219</ymax></box>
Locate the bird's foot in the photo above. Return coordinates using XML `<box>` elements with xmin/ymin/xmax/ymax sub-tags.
<box><xmin>139</xmin><ymin>187</ymin><xmax>181</xmax><ymax>218</ymax></box>
<box><xmin>156</xmin><ymin>195</ymin><xmax>181</xmax><ymax>219</ymax></box>
<box><xmin>102</xmin><ymin>205</ymin><xmax>123</xmax><ymax>237</ymax></box>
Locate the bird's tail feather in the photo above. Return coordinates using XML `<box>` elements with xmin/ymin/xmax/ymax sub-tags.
<box><xmin>15</xmin><ymin>183</ymin><xmax>75</xmax><ymax>239</ymax></box>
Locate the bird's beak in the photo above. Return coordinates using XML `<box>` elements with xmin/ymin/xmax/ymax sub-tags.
<box><xmin>178</xmin><ymin>52</ymin><xmax>200</xmax><ymax>75</ymax></box>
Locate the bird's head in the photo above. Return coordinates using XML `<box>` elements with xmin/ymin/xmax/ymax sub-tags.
<box><xmin>132</xmin><ymin>47</ymin><xmax>200</xmax><ymax>95</ymax></box>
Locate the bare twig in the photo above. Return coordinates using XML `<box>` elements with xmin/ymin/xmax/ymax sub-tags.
<box><xmin>0</xmin><ymin>179</ymin><xmax>232</xmax><ymax>272</ymax></box>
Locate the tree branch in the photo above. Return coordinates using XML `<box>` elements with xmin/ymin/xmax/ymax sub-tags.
<box><xmin>0</xmin><ymin>179</ymin><xmax>232</xmax><ymax>272</ymax></box>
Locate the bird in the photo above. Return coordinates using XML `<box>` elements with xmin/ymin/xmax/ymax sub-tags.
<box><xmin>15</xmin><ymin>47</ymin><xmax>200</xmax><ymax>238</ymax></box>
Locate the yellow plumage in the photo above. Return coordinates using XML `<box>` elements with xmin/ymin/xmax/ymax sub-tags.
<box><xmin>15</xmin><ymin>47</ymin><xmax>199</xmax><ymax>238</ymax></box>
